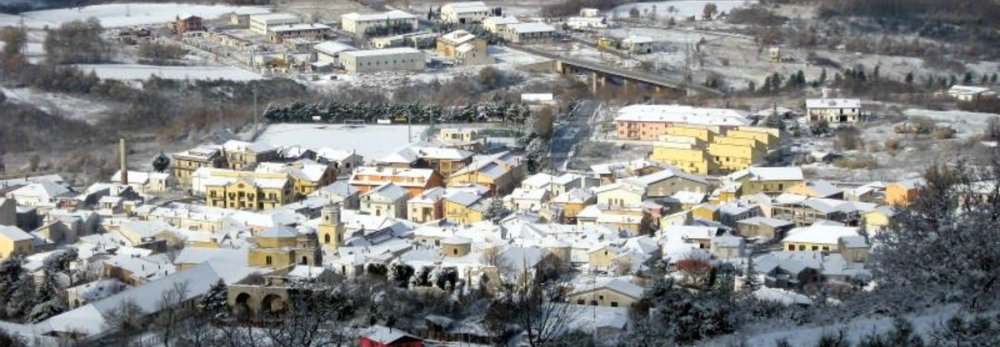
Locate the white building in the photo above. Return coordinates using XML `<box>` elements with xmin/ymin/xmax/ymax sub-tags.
<box><xmin>340</xmin><ymin>47</ymin><xmax>425</xmax><ymax>73</ymax></box>
<box><xmin>622</xmin><ymin>35</ymin><xmax>654</xmax><ymax>54</ymax></box>
<box><xmin>313</xmin><ymin>41</ymin><xmax>357</xmax><ymax>66</ymax></box>
<box><xmin>502</xmin><ymin>22</ymin><xmax>557</xmax><ymax>44</ymax></box>
<box><xmin>805</xmin><ymin>98</ymin><xmax>863</xmax><ymax>124</ymax></box>
<box><xmin>482</xmin><ymin>16</ymin><xmax>519</xmax><ymax>33</ymax></box>
<box><xmin>947</xmin><ymin>85</ymin><xmax>996</xmax><ymax>101</ymax></box>
<box><xmin>249</xmin><ymin>13</ymin><xmax>300</xmax><ymax>35</ymax></box>
<box><xmin>341</xmin><ymin>10</ymin><xmax>419</xmax><ymax>36</ymax></box>
<box><xmin>566</xmin><ymin>16</ymin><xmax>608</xmax><ymax>30</ymax></box>
<box><xmin>441</xmin><ymin>1</ymin><xmax>492</xmax><ymax>24</ymax></box>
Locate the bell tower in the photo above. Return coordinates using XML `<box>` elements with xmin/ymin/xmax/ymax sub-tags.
<box><xmin>318</xmin><ymin>203</ymin><xmax>343</xmax><ymax>248</ymax></box>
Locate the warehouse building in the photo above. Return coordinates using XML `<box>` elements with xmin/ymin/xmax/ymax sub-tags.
<box><xmin>341</xmin><ymin>10</ymin><xmax>419</xmax><ymax>36</ymax></box>
<box><xmin>249</xmin><ymin>13</ymin><xmax>301</xmax><ymax>35</ymax></box>
<box><xmin>340</xmin><ymin>47</ymin><xmax>426</xmax><ymax>73</ymax></box>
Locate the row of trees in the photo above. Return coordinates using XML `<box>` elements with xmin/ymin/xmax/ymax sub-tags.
<box><xmin>263</xmin><ymin>100</ymin><xmax>534</xmax><ymax>125</ymax></box>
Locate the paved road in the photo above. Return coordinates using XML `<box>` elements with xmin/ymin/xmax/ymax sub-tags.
<box><xmin>550</xmin><ymin>99</ymin><xmax>600</xmax><ymax>172</ymax></box>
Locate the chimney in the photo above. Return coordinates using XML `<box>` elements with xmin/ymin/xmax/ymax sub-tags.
<box><xmin>119</xmin><ymin>138</ymin><xmax>128</xmax><ymax>185</ymax></box>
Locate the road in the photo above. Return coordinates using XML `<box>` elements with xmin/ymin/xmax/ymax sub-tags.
<box><xmin>550</xmin><ymin>99</ymin><xmax>600</xmax><ymax>172</ymax></box>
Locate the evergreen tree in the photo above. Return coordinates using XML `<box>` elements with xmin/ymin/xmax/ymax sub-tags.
<box><xmin>905</xmin><ymin>72</ymin><xmax>914</xmax><ymax>84</ymax></box>
<box><xmin>198</xmin><ymin>279</ymin><xmax>228</xmax><ymax>316</ymax></box>
<box><xmin>742</xmin><ymin>257</ymin><xmax>760</xmax><ymax>293</ymax></box>
<box><xmin>818</xmin><ymin>68</ymin><xmax>827</xmax><ymax>84</ymax></box>
<box><xmin>0</xmin><ymin>257</ymin><xmax>23</xmax><ymax>314</ymax></box>
<box><xmin>992</xmin><ymin>73</ymin><xmax>997</xmax><ymax>84</ymax></box>
<box><xmin>6</xmin><ymin>274</ymin><xmax>34</xmax><ymax>319</ymax></box>
<box><xmin>963</xmin><ymin>72</ymin><xmax>973</xmax><ymax>85</ymax></box>
<box><xmin>483</xmin><ymin>196</ymin><xmax>511</xmax><ymax>225</ymax></box>
<box><xmin>152</xmin><ymin>152</ymin><xmax>170</xmax><ymax>173</ymax></box>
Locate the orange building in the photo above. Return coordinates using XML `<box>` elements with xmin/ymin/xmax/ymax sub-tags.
<box><xmin>349</xmin><ymin>166</ymin><xmax>443</xmax><ymax>198</ymax></box>
<box><xmin>615</xmin><ymin>105</ymin><xmax>749</xmax><ymax>141</ymax></box>
<box><xmin>885</xmin><ymin>179</ymin><xmax>923</xmax><ymax>207</ymax></box>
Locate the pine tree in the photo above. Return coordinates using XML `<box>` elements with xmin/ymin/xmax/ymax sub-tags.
<box><xmin>992</xmin><ymin>73</ymin><xmax>998</xmax><ymax>84</ymax></box>
<box><xmin>819</xmin><ymin>68</ymin><xmax>827</xmax><ymax>84</ymax></box>
<box><xmin>199</xmin><ymin>279</ymin><xmax>228</xmax><ymax>316</ymax></box>
<box><xmin>905</xmin><ymin>72</ymin><xmax>914</xmax><ymax>84</ymax></box>
<box><xmin>152</xmin><ymin>152</ymin><xmax>170</xmax><ymax>173</ymax></box>
<box><xmin>963</xmin><ymin>72</ymin><xmax>973</xmax><ymax>85</ymax></box>
<box><xmin>483</xmin><ymin>196</ymin><xmax>510</xmax><ymax>225</ymax></box>
<box><xmin>742</xmin><ymin>257</ymin><xmax>760</xmax><ymax>292</ymax></box>
<box><xmin>6</xmin><ymin>274</ymin><xmax>34</xmax><ymax>319</ymax></box>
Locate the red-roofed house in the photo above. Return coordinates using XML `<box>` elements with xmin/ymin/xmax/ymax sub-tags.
<box><xmin>359</xmin><ymin>325</ymin><xmax>423</xmax><ymax>347</ymax></box>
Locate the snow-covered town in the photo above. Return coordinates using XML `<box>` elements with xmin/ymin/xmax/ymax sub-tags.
<box><xmin>0</xmin><ymin>0</ymin><xmax>998</xmax><ymax>346</ymax></box>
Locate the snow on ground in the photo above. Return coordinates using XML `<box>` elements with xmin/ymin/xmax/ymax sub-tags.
<box><xmin>904</xmin><ymin>108</ymin><xmax>1000</xmax><ymax>140</ymax></box>
<box><xmin>0</xmin><ymin>87</ymin><xmax>112</xmax><ymax>124</ymax></box>
<box><xmin>256</xmin><ymin>124</ymin><xmax>429</xmax><ymax>160</ymax></box>
<box><xmin>0</xmin><ymin>3</ymin><xmax>270</xmax><ymax>29</ymax></box>
<box><xmin>718</xmin><ymin>304</ymin><xmax>978</xmax><ymax>346</ymax></box>
<box><xmin>612</xmin><ymin>0</ymin><xmax>757</xmax><ymax>20</ymax></box>
<box><xmin>75</xmin><ymin>64</ymin><xmax>264</xmax><ymax>81</ymax></box>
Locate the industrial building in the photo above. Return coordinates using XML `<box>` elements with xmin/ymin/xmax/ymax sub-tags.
<box><xmin>341</xmin><ymin>10</ymin><xmax>419</xmax><ymax>36</ymax></box>
<box><xmin>249</xmin><ymin>13</ymin><xmax>301</xmax><ymax>35</ymax></box>
<box><xmin>340</xmin><ymin>47</ymin><xmax>426</xmax><ymax>73</ymax></box>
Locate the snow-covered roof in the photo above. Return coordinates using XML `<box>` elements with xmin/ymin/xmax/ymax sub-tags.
<box><xmin>258</xmin><ymin>225</ymin><xmax>299</xmax><ymax>238</ymax></box>
<box><xmin>671</xmin><ymin>191</ymin><xmax>706</xmax><ymax>205</ymax></box>
<box><xmin>223</xmin><ymin>140</ymin><xmax>275</xmax><ymax>154</ymax></box>
<box><xmin>571</xmin><ymin>277</ymin><xmax>644</xmax><ymax>298</ymax></box>
<box><xmin>737</xmin><ymin>216</ymin><xmax>793</xmax><ymax>228</ymax></box>
<box><xmin>625</xmin><ymin>165</ymin><xmax>709</xmax><ymax>186</ymax></box>
<box><xmin>364</xmin><ymin>182</ymin><xmax>410</xmax><ymax>201</ymax></box>
<box><xmin>730</xmin><ymin>167</ymin><xmax>804</xmax><ymax>182</ymax></box>
<box><xmin>806</xmin><ymin>98</ymin><xmax>861</xmax><ymax>109</ymax></box>
<box><xmin>268</xmin><ymin>23</ymin><xmax>330</xmax><ymax>32</ymax></box>
<box><xmin>782</xmin><ymin>225</ymin><xmax>860</xmax><ymax>245</ymax></box>
<box><xmin>440</xmin><ymin>29</ymin><xmax>476</xmax><ymax>45</ymax></box>
<box><xmin>250</xmin><ymin>13</ymin><xmax>300</xmax><ymax>22</ymax></box>
<box><xmin>361</xmin><ymin>325</ymin><xmax>419</xmax><ymax>344</ymax></box>
<box><xmin>351</xmin><ymin>167</ymin><xmax>435</xmax><ymax>187</ymax></box>
<box><xmin>313</xmin><ymin>41</ymin><xmax>356</xmax><ymax>55</ymax></box>
<box><xmin>507</xmin><ymin>22</ymin><xmax>556</xmax><ymax>34</ymax></box>
<box><xmin>7</xmin><ymin>179</ymin><xmax>71</xmax><ymax>200</ymax></box>
<box><xmin>753</xmin><ymin>287</ymin><xmax>812</xmax><ymax>305</ymax></box>
<box><xmin>552</xmin><ymin>188</ymin><xmax>595</xmax><ymax>204</ymax></box>
<box><xmin>342</xmin><ymin>47</ymin><xmax>423</xmax><ymax>58</ymax></box>
<box><xmin>623</xmin><ymin>34</ymin><xmax>655</xmax><ymax>44</ymax></box>
<box><xmin>948</xmin><ymin>85</ymin><xmax>994</xmax><ymax>95</ymax></box>
<box><xmin>615</xmin><ymin>104</ymin><xmax>750</xmax><ymax>127</ymax></box>
<box><xmin>483</xmin><ymin>16</ymin><xmax>519</xmax><ymax>25</ymax></box>
<box><xmin>342</xmin><ymin>10</ymin><xmax>417</xmax><ymax>22</ymax></box>
<box><xmin>507</xmin><ymin>188</ymin><xmax>549</xmax><ymax>201</ymax></box>
<box><xmin>0</xmin><ymin>225</ymin><xmax>32</xmax><ymax>242</ymax></box>
<box><xmin>443</xmin><ymin>1</ymin><xmax>490</xmax><ymax>14</ymax></box>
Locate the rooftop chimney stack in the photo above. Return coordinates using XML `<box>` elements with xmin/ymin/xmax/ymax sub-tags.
<box><xmin>119</xmin><ymin>138</ymin><xmax>128</xmax><ymax>185</ymax></box>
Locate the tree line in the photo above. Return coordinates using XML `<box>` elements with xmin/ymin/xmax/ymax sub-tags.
<box><xmin>263</xmin><ymin>100</ymin><xmax>533</xmax><ymax>125</ymax></box>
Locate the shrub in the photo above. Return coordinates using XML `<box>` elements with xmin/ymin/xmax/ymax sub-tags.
<box><xmin>932</xmin><ymin>127</ymin><xmax>955</xmax><ymax>140</ymax></box>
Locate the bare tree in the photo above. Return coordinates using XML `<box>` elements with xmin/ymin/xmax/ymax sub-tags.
<box><xmin>264</xmin><ymin>283</ymin><xmax>353</xmax><ymax>347</ymax></box>
<box><xmin>484</xmin><ymin>265</ymin><xmax>581</xmax><ymax>346</ymax></box>
<box><xmin>103</xmin><ymin>299</ymin><xmax>144</xmax><ymax>347</ymax></box>
<box><xmin>153</xmin><ymin>281</ymin><xmax>190</xmax><ymax>347</ymax></box>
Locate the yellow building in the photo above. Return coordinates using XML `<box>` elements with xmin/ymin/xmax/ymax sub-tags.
<box><xmin>248</xmin><ymin>225</ymin><xmax>320</xmax><ymax>269</ymax></box>
<box><xmin>568</xmin><ymin>278</ymin><xmax>644</xmax><ymax>308</ymax></box>
<box><xmin>885</xmin><ymin>179</ymin><xmax>923</xmax><ymax>207</ymax></box>
<box><xmin>447</xmin><ymin>151</ymin><xmax>526</xmax><ymax>195</ymax></box>
<box><xmin>550</xmin><ymin>188</ymin><xmax>596</xmax><ymax>223</ymax></box>
<box><xmin>222</xmin><ymin>140</ymin><xmax>280</xmax><ymax>171</ymax></box>
<box><xmin>256</xmin><ymin>160</ymin><xmax>338</xmax><ymax>199</ymax></box>
<box><xmin>204</xmin><ymin>171</ymin><xmax>294</xmax><ymax>210</ymax></box>
<box><xmin>316</xmin><ymin>204</ymin><xmax>344</xmax><ymax>249</ymax></box>
<box><xmin>443</xmin><ymin>191</ymin><xmax>488</xmax><ymax>224</ymax></box>
<box><xmin>650</xmin><ymin>125</ymin><xmax>773</xmax><ymax>175</ymax></box>
<box><xmin>863</xmin><ymin>206</ymin><xmax>898</xmax><ymax>235</ymax></box>
<box><xmin>436</xmin><ymin>29</ymin><xmax>493</xmax><ymax>65</ymax></box>
<box><xmin>651</xmin><ymin>142</ymin><xmax>715</xmax><ymax>175</ymax></box>
<box><xmin>692</xmin><ymin>203</ymin><xmax>720</xmax><ymax>221</ymax></box>
<box><xmin>0</xmin><ymin>226</ymin><xmax>34</xmax><ymax>259</ymax></box>
<box><xmin>172</xmin><ymin>146</ymin><xmax>226</xmax><ymax>186</ymax></box>
<box><xmin>781</xmin><ymin>225</ymin><xmax>861</xmax><ymax>253</ymax></box>
<box><xmin>707</xmin><ymin>136</ymin><xmax>764</xmax><ymax>173</ymax></box>
<box><xmin>728</xmin><ymin>167</ymin><xmax>804</xmax><ymax>196</ymax></box>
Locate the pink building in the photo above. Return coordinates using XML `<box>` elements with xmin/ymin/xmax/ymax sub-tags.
<box><xmin>615</xmin><ymin>105</ymin><xmax>750</xmax><ymax>140</ymax></box>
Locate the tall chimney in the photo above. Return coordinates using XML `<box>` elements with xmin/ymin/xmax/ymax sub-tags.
<box><xmin>119</xmin><ymin>138</ymin><xmax>128</xmax><ymax>185</ymax></box>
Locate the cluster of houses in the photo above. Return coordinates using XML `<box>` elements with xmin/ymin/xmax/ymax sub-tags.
<box><xmin>0</xmin><ymin>111</ymin><xmax>939</xmax><ymax>344</ymax></box>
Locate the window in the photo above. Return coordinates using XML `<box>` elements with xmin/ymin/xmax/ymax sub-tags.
<box><xmin>453</xmin><ymin>248</ymin><xmax>458</xmax><ymax>255</ymax></box>
<box><xmin>265</xmin><ymin>256</ymin><xmax>273</xmax><ymax>265</ymax></box>
<box><xmin>577</xmin><ymin>299</ymin><xmax>585</xmax><ymax>304</ymax></box>
<box><xmin>599</xmin><ymin>295</ymin><xmax>604</xmax><ymax>300</ymax></box>
<box><xmin>610</xmin><ymin>302</ymin><xmax>619</xmax><ymax>307</ymax></box>
<box><xmin>590</xmin><ymin>300</ymin><xmax>598</xmax><ymax>306</ymax></box>
<box><xmin>324</xmin><ymin>234</ymin><xmax>331</xmax><ymax>244</ymax></box>
<box><xmin>812</xmin><ymin>246</ymin><xmax>819</xmax><ymax>251</ymax></box>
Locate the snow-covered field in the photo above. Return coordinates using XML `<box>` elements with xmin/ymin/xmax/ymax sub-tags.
<box><xmin>256</xmin><ymin>124</ymin><xmax>429</xmax><ymax>160</ymax></box>
<box><xmin>904</xmin><ymin>108</ymin><xmax>1000</xmax><ymax>140</ymax></box>
<box><xmin>0</xmin><ymin>87</ymin><xmax>113</xmax><ymax>124</ymax></box>
<box><xmin>75</xmin><ymin>64</ymin><xmax>264</xmax><ymax>81</ymax></box>
<box><xmin>0</xmin><ymin>3</ymin><xmax>270</xmax><ymax>29</ymax></box>
<box><xmin>613</xmin><ymin>0</ymin><xmax>757</xmax><ymax>20</ymax></box>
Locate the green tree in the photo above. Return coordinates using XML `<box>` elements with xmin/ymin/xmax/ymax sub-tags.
<box><xmin>905</xmin><ymin>72</ymin><xmax>914</xmax><ymax>84</ymax></box>
<box><xmin>483</xmin><ymin>196</ymin><xmax>511</xmax><ymax>225</ymax></box>
<box><xmin>153</xmin><ymin>152</ymin><xmax>170</xmax><ymax>173</ymax></box>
